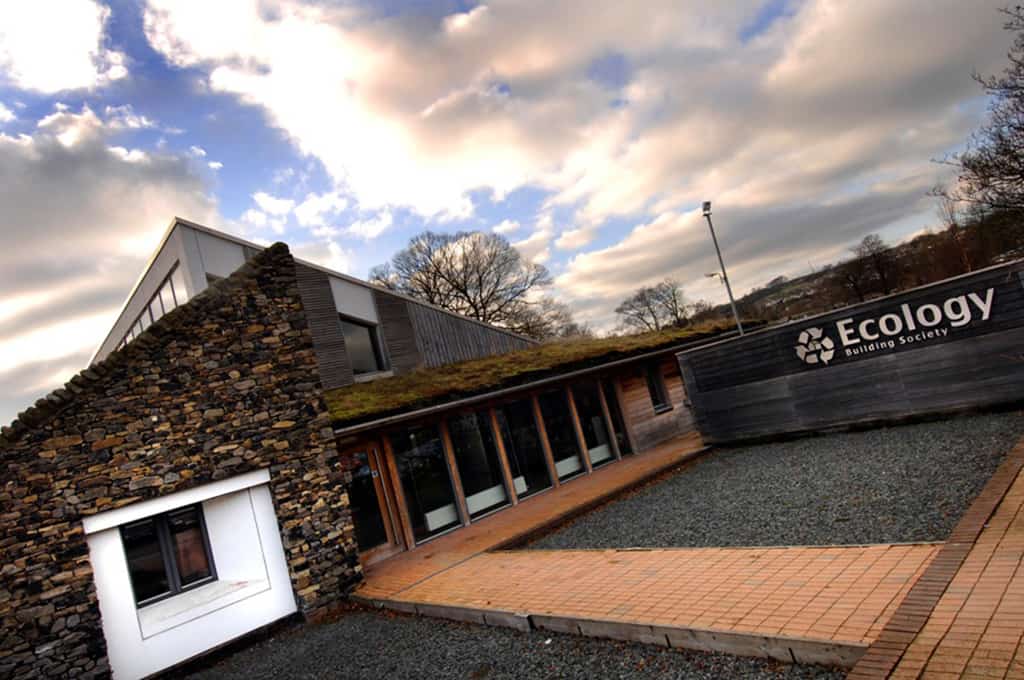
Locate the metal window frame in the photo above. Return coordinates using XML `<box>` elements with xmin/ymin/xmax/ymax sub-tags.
<box><xmin>119</xmin><ymin>263</ymin><xmax>184</xmax><ymax>349</ymax></box>
<box><xmin>121</xmin><ymin>503</ymin><xmax>217</xmax><ymax>608</ymax></box>
<box><xmin>338</xmin><ymin>314</ymin><xmax>390</xmax><ymax>374</ymax></box>
<box><xmin>644</xmin><ymin>363</ymin><xmax>673</xmax><ymax>414</ymax></box>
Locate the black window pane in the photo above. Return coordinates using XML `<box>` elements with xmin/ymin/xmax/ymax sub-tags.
<box><xmin>341</xmin><ymin>319</ymin><xmax>384</xmax><ymax>375</ymax></box>
<box><xmin>572</xmin><ymin>381</ymin><xmax>614</xmax><ymax>467</ymax></box>
<box><xmin>495</xmin><ymin>400</ymin><xmax>552</xmax><ymax>498</ymax></box>
<box><xmin>391</xmin><ymin>425</ymin><xmax>460</xmax><ymax>541</ymax></box>
<box><xmin>538</xmin><ymin>390</ymin><xmax>584</xmax><ymax>480</ymax></box>
<box><xmin>646</xmin><ymin>365</ymin><xmax>670</xmax><ymax>410</ymax></box>
<box><xmin>122</xmin><ymin>519</ymin><xmax>170</xmax><ymax>603</ymax></box>
<box><xmin>448</xmin><ymin>412</ymin><xmax>508</xmax><ymax>518</ymax></box>
<box><xmin>349</xmin><ymin>451</ymin><xmax>390</xmax><ymax>550</ymax></box>
<box><xmin>167</xmin><ymin>507</ymin><xmax>212</xmax><ymax>586</ymax></box>
<box><xmin>601</xmin><ymin>380</ymin><xmax>633</xmax><ymax>455</ymax></box>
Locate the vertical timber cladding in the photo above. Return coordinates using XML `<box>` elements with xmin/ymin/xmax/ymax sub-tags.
<box><xmin>677</xmin><ymin>261</ymin><xmax>1024</xmax><ymax>443</ymax></box>
<box><xmin>618</xmin><ymin>356</ymin><xmax>697</xmax><ymax>451</ymax></box>
<box><xmin>296</xmin><ymin>264</ymin><xmax>355</xmax><ymax>388</ymax></box>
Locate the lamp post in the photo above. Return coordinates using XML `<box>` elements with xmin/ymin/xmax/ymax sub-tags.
<box><xmin>701</xmin><ymin>201</ymin><xmax>744</xmax><ymax>336</ymax></box>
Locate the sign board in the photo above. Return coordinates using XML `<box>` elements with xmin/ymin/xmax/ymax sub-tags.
<box><xmin>677</xmin><ymin>262</ymin><xmax>1024</xmax><ymax>443</ymax></box>
<box><xmin>686</xmin><ymin>267</ymin><xmax>1024</xmax><ymax>394</ymax></box>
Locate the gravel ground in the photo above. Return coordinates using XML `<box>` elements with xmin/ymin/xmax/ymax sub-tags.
<box><xmin>188</xmin><ymin>608</ymin><xmax>844</xmax><ymax>680</ymax></box>
<box><xmin>530</xmin><ymin>411</ymin><xmax>1024</xmax><ymax>550</ymax></box>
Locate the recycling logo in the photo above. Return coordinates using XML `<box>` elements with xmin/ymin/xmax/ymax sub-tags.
<box><xmin>795</xmin><ymin>327</ymin><xmax>835</xmax><ymax>365</ymax></box>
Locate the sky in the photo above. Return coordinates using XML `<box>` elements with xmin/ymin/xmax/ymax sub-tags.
<box><xmin>0</xmin><ymin>0</ymin><xmax>1015</xmax><ymax>426</ymax></box>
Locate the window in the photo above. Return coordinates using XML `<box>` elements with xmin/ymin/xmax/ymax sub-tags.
<box><xmin>645</xmin><ymin>364</ymin><xmax>672</xmax><ymax>413</ymax></box>
<box><xmin>118</xmin><ymin>264</ymin><xmax>187</xmax><ymax>349</ymax></box>
<box><xmin>121</xmin><ymin>505</ymin><xmax>215</xmax><ymax>606</ymax></box>
<box><xmin>571</xmin><ymin>381</ymin><xmax>614</xmax><ymax>467</ymax></box>
<box><xmin>390</xmin><ymin>425</ymin><xmax>460</xmax><ymax>542</ymax></box>
<box><xmin>447</xmin><ymin>411</ymin><xmax>509</xmax><ymax>519</ymax></box>
<box><xmin>495</xmin><ymin>399</ymin><xmax>552</xmax><ymax>498</ymax></box>
<box><xmin>340</xmin><ymin>317</ymin><xmax>387</xmax><ymax>375</ymax></box>
<box><xmin>538</xmin><ymin>390</ymin><xmax>585</xmax><ymax>481</ymax></box>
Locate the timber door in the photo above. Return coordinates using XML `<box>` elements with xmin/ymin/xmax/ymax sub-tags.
<box><xmin>346</xmin><ymin>442</ymin><xmax>404</xmax><ymax>566</ymax></box>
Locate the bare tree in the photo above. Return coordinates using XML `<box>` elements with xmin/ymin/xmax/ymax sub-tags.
<box><xmin>944</xmin><ymin>7</ymin><xmax>1024</xmax><ymax>213</ymax></box>
<box><xmin>937</xmin><ymin>192</ymin><xmax>973</xmax><ymax>273</ymax></box>
<box><xmin>851</xmin><ymin>233</ymin><xmax>894</xmax><ymax>295</ymax></box>
<box><xmin>370</xmin><ymin>230</ymin><xmax>584</xmax><ymax>339</ymax></box>
<box><xmin>615</xmin><ymin>279</ymin><xmax>689</xmax><ymax>332</ymax></box>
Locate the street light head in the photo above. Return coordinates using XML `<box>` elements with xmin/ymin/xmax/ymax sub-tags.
<box><xmin>705</xmin><ymin>272</ymin><xmax>720</xmax><ymax>279</ymax></box>
<box><xmin>702</xmin><ymin>201</ymin><xmax>712</xmax><ymax>217</ymax></box>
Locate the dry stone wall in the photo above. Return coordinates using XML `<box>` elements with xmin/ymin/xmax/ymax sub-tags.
<box><xmin>0</xmin><ymin>243</ymin><xmax>360</xmax><ymax>678</ymax></box>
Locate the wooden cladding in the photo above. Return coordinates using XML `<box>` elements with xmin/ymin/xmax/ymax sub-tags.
<box><xmin>371</xmin><ymin>290</ymin><xmax>534</xmax><ymax>375</ymax></box>
<box><xmin>617</xmin><ymin>357</ymin><xmax>697</xmax><ymax>452</ymax></box>
<box><xmin>372</xmin><ymin>290</ymin><xmax>422</xmax><ymax>374</ymax></box>
<box><xmin>678</xmin><ymin>261</ymin><xmax>1024</xmax><ymax>443</ymax></box>
<box><xmin>295</xmin><ymin>265</ymin><xmax>354</xmax><ymax>389</ymax></box>
<box><xmin>406</xmin><ymin>299</ymin><xmax>533</xmax><ymax>368</ymax></box>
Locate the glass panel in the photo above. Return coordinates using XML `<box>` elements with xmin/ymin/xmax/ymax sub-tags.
<box><xmin>391</xmin><ymin>425</ymin><xmax>460</xmax><ymax>541</ymax></box>
<box><xmin>349</xmin><ymin>450</ymin><xmax>390</xmax><ymax>551</ymax></box>
<box><xmin>122</xmin><ymin>519</ymin><xmax>170</xmax><ymax>603</ymax></box>
<box><xmin>137</xmin><ymin>310</ymin><xmax>150</xmax><ymax>332</ymax></box>
<box><xmin>448</xmin><ymin>412</ymin><xmax>508</xmax><ymax>519</ymax></box>
<box><xmin>538</xmin><ymin>390</ymin><xmax>584</xmax><ymax>481</ymax></box>
<box><xmin>495</xmin><ymin>400</ymin><xmax>552</xmax><ymax>498</ymax></box>
<box><xmin>601</xmin><ymin>379</ymin><xmax>633</xmax><ymax>455</ymax></box>
<box><xmin>170</xmin><ymin>265</ymin><xmax>188</xmax><ymax>307</ymax></box>
<box><xmin>159</xmin><ymin>280</ymin><xmax>176</xmax><ymax>315</ymax></box>
<box><xmin>149</xmin><ymin>298</ymin><xmax>163</xmax><ymax>324</ymax></box>
<box><xmin>645</xmin><ymin>365</ymin><xmax>669</xmax><ymax>410</ymax></box>
<box><xmin>340</xmin><ymin>319</ymin><xmax>384</xmax><ymax>375</ymax></box>
<box><xmin>571</xmin><ymin>381</ymin><xmax>614</xmax><ymax>467</ymax></box>
<box><xmin>167</xmin><ymin>506</ymin><xmax>212</xmax><ymax>587</ymax></box>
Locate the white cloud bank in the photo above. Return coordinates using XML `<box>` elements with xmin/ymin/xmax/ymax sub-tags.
<box><xmin>141</xmin><ymin>0</ymin><xmax>1012</xmax><ymax>329</ymax></box>
<box><xmin>0</xmin><ymin>0</ymin><xmax>127</xmax><ymax>92</ymax></box>
<box><xmin>0</xmin><ymin>105</ymin><xmax>219</xmax><ymax>425</ymax></box>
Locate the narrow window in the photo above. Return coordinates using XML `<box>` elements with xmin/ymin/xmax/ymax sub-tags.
<box><xmin>121</xmin><ymin>505</ymin><xmax>215</xmax><ymax>606</ymax></box>
<box><xmin>645</xmin><ymin>364</ymin><xmax>672</xmax><ymax>413</ymax></box>
<box><xmin>340</xmin><ymin>317</ymin><xmax>387</xmax><ymax>375</ymax></box>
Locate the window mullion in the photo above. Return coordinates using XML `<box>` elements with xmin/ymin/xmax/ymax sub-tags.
<box><xmin>158</xmin><ymin>518</ymin><xmax>182</xmax><ymax>593</ymax></box>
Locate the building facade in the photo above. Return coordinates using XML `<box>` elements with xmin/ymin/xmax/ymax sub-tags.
<box><xmin>2</xmin><ymin>237</ymin><xmax>711</xmax><ymax>679</ymax></box>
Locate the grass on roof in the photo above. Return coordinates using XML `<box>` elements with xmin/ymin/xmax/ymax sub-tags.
<box><xmin>325</xmin><ymin>321</ymin><xmax>734</xmax><ymax>428</ymax></box>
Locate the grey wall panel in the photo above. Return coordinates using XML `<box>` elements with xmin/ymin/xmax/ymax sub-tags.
<box><xmin>296</xmin><ymin>264</ymin><xmax>354</xmax><ymax>389</ymax></box>
<box><xmin>372</xmin><ymin>290</ymin><xmax>422</xmax><ymax>374</ymax></box>
<box><xmin>679</xmin><ymin>261</ymin><xmax>1024</xmax><ymax>443</ymax></box>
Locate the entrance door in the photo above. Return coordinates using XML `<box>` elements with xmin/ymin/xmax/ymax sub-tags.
<box><xmin>346</xmin><ymin>442</ymin><xmax>404</xmax><ymax>566</ymax></box>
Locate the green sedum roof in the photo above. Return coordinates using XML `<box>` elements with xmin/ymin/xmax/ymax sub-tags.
<box><xmin>325</xmin><ymin>322</ymin><xmax>735</xmax><ymax>429</ymax></box>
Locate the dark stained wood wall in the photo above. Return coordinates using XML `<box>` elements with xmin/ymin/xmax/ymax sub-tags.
<box><xmin>372</xmin><ymin>290</ymin><xmax>534</xmax><ymax>373</ymax></box>
<box><xmin>372</xmin><ymin>289</ymin><xmax>423</xmax><ymax>374</ymax></box>
<box><xmin>295</xmin><ymin>264</ymin><xmax>354</xmax><ymax>389</ymax></box>
<box><xmin>678</xmin><ymin>261</ymin><xmax>1024</xmax><ymax>443</ymax></box>
<box><xmin>617</xmin><ymin>356</ymin><xmax>697</xmax><ymax>451</ymax></box>
<box><xmin>406</xmin><ymin>297</ymin><xmax>533</xmax><ymax>368</ymax></box>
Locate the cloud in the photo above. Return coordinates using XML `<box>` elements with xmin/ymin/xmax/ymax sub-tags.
<box><xmin>492</xmin><ymin>219</ymin><xmax>520</xmax><ymax>235</ymax></box>
<box><xmin>253</xmin><ymin>190</ymin><xmax>295</xmax><ymax>216</ymax></box>
<box><xmin>208</xmin><ymin>160</ymin><xmax>223</xmax><ymax>170</ymax></box>
<box><xmin>0</xmin><ymin>102</ymin><xmax>15</xmax><ymax>124</ymax></box>
<box><xmin>295</xmin><ymin>191</ymin><xmax>348</xmax><ymax>227</ymax></box>
<box><xmin>0</xmin><ymin>104</ymin><xmax>219</xmax><ymax>425</ymax></box>
<box><xmin>513</xmin><ymin>226</ymin><xmax>553</xmax><ymax>265</ymax></box>
<box><xmin>347</xmin><ymin>210</ymin><xmax>393</xmax><ymax>240</ymax></box>
<box><xmin>0</xmin><ymin>0</ymin><xmax>127</xmax><ymax>93</ymax></box>
<box><xmin>292</xmin><ymin>239</ymin><xmax>354</xmax><ymax>274</ymax></box>
<box><xmin>241</xmin><ymin>208</ymin><xmax>267</xmax><ymax>226</ymax></box>
<box><xmin>104</xmin><ymin>105</ymin><xmax>157</xmax><ymax>131</ymax></box>
<box><xmin>188</xmin><ymin>144</ymin><xmax>207</xmax><ymax>157</ymax></box>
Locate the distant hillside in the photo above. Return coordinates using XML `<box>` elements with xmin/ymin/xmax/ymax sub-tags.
<box><xmin>696</xmin><ymin>208</ymin><xmax>1024</xmax><ymax>324</ymax></box>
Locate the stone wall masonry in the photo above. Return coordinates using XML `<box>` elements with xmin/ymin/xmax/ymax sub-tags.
<box><xmin>0</xmin><ymin>243</ymin><xmax>361</xmax><ymax>679</ymax></box>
